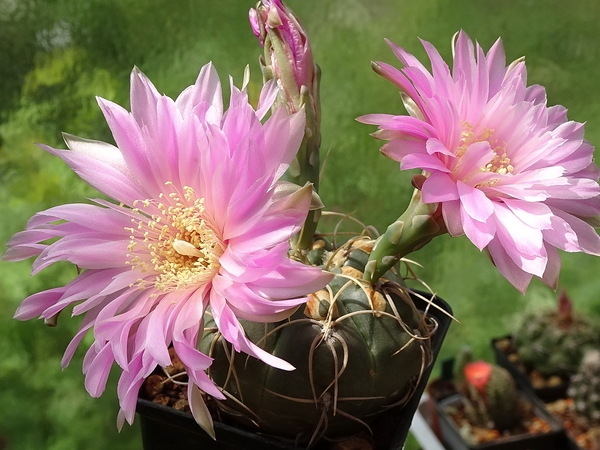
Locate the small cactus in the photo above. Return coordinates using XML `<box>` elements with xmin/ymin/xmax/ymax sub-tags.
<box><xmin>568</xmin><ymin>349</ymin><xmax>600</xmax><ymax>428</ymax></box>
<box><xmin>456</xmin><ymin>348</ymin><xmax>520</xmax><ymax>430</ymax></box>
<box><xmin>513</xmin><ymin>290</ymin><xmax>600</xmax><ymax>378</ymax></box>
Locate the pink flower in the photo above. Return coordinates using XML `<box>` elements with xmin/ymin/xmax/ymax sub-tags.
<box><xmin>359</xmin><ymin>31</ymin><xmax>600</xmax><ymax>293</ymax></box>
<box><xmin>3</xmin><ymin>63</ymin><xmax>332</xmax><ymax>429</ymax></box>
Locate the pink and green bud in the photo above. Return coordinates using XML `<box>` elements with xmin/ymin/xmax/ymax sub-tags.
<box><xmin>250</xmin><ymin>0</ymin><xmax>321</xmax><ymax>250</ymax></box>
<box><xmin>250</xmin><ymin>0</ymin><xmax>317</xmax><ymax>114</ymax></box>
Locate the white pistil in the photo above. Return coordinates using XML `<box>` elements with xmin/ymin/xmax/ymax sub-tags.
<box><xmin>172</xmin><ymin>239</ymin><xmax>203</xmax><ymax>258</ymax></box>
<box><xmin>126</xmin><ymin>184</ymin><xmax>224</xmax><ymax>292</ymax></box>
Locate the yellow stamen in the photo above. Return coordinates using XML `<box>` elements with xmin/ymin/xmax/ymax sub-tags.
<box><xmin>457</xmin><ymin>121</ymin><xmax>514</xmax><ymax>187</ymax></box>
<box><xmin>126</xmin><ymin>185</ymin><xmax>224</xmax><ymax>292</ymax></box>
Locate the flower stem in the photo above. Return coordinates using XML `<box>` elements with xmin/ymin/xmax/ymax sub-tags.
<box><xmin>290</xmin><ymin>66</ymin><xmax>322</xmax><ymax>250</ymax></box>
<box><xmin>363</xmin><ymin>187</ymin><xmax>446</xmax><ymax>284</ymax></box>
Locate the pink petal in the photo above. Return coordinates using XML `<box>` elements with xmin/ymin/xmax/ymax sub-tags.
<box><xmin>486</xmin><ymin>238</ymin><xmax>533</xmax><ymax>294</ymax></box>
<box><xmin>176</xmin><ymin>62</ymin><xmax>223</xmax><ymax>124</ymax></box>
<box><xmin>248</xmin><ymin>258</ymin><xmax>334</xmax><ymax>298</ymax></box>
<box><xmin>96</xmin><ymin>97</ymin><xmax>163</xmax><ymax>197</ymax></box>
<box><xmin>426</xmin><ymin>138</ymin><xmax>455</xmax><ymax>157</ymax></box>
<box><xmin>219</xmin><ymin>279</ymin><xmax>307</xmax><ymax>321</ymax></box>
<box><xmin>549</xmin><ymin>208</ymin><xmax>600</xmax><ymax>256</ymax></box>
<box><xmin>493</xmin><ymin>204</ymin><xmax>546</xmax><ymax>277</ymax></box>
<box><xmin>541</xmin><ymin>245</ymin><xmax>560</xmax><ymax>290</ymax></box>
<box><xmin>209</xmin><ymin>293</ymin><xmax>294</xmax><ymax>371</ymax></box>
<box><xmin>422</xmin><ymin>172</ymin><xmax>459</xmax><ymax>203</ymax></box>
<box><xmin>461</xmin><ymin>208</ymin><xmax>495</xmax><ymax>250</ymax></box>
<box><xmin>441</xmin><ymin>200</ymin><xmax>464</xmax><ymax>237</ymax></box>
<box><xmin>380</xmin><ymin>139</ymin><xmax>428</xmax><ymax>162</ymax></box>
<box><xmin>38</xmin><ymin>144</ymin><xmax>146</xmax><ymax>205</ymax></box>
<box><xmin>84</xmin><ymin>343</ymin><xmax>114</xmax><ymax>398</ymax></box>
<box><xmin>401</xmin><ymin>153</ymin><xmax>452</xmax><ymax>173</ymax></box>
<box><xmin>457</xmin><ymin>181</ymin><xmax>494</xmax><ymax>222</ymax></box>
<box><xmin>13</xmin><ymin>288</ymin><xmax>66</xmax><ymax>320</ymax></box>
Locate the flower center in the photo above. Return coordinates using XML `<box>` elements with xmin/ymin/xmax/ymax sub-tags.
<box><xmin>458</xmin><ymin>122</ymin><xmax>513</xmax><ymax>187</ymax></box>
<box><xmin>126</xmin><ymin>184</ymin><xmax>224</xmax><ymax>292</ymax></box>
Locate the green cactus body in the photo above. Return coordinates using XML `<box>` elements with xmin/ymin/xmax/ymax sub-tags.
<box><xmin>568</xmin><ymin>349</ymin><xmax>600</xmax><ymax>428</ymax></box>
<box><xmin>200</xmin><ymin>246</ymin><xmax>434</xmax><ymax>442</ymax></box>
<box><xmin>513</xmin><ymin>291</ymin><xmax>600</xmax><ymax>378</ymax></box>
<box><xmin>459</xmin><ymin>360</ymin><xmax>519</xmax><ymax>431</ymax></box>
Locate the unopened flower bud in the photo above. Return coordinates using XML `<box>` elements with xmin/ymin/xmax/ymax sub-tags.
<box><xmin>250</xmin><ymin>0</ymin><xmax>322</xmax><ymax>250</ymax></box>
<box><xmin>250</xmin><ymin>0</ymin><xmax>317</xmax><ymax>114</ymax></box>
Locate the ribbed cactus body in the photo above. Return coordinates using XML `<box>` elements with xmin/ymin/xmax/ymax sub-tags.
<box><xmin>455</xmin><ymin>348</ymin><xmax>520</xmax><ymax>431</ymax></box>
<box><xmin>200</xmin><ymin>248</ymin><xmax>433</xmax><ymax>440</ymax></box>
<box><xmin>513</xmin><ymin>292</ymin><xmax>600</xmax><ymax>378</ymax></box>
<box><xmin>461</xmin><ymin>362</ymin><xmax>519</xmax><ymax>430</ymax></box>
<box><xmin>568</xmin><ymin>349</ymin><xmax>600</xmax><ymax>427</ymax></box>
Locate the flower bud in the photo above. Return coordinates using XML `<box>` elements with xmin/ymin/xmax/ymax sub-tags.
<box><xmin>250</xmin><ymin>0</ymin><xmax>322</xmax><ymax>251</ymax></box>
<box><xmin>250</xmin><ymin>0</ymin><xmax>317</xmax><ymax>115</ymax></box>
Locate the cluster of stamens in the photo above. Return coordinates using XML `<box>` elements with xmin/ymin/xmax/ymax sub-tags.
<box><xmin>458</xmin><ymin>121</ymin><xmax>514</xmax><ymax>187</ymax></box>
<box><xmin>125</xmin><ymin>183</ymin><xmax>224</xmax><ymax>292</ymax></box>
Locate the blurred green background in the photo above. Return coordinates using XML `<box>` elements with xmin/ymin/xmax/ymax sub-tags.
<box><xmin>1</xmin><ymin>0</ymin><xmax>600</xmax><ymax>449</ymax></box>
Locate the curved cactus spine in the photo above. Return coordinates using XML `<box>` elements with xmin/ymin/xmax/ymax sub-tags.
<box><xmin>200</xmin><ymin>241</ymin><xmax>436</xmax><ymax>443</ymax></box>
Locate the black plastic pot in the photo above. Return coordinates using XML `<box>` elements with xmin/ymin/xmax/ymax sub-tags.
<box><xmin>492</xmin><ymin>336</ymin><xmax>569</xmax><ymax>402</ymax></box>
<box><xmin>136</xmin><ymin>291</ymin><xmax>453</xmax><ymax>450</ymax></box>
<box><xmin>492</xmin><ymin>338</ymin><xmax>590</xmax><ymax>450</ymax></box>
<box><xmin>565</xmin><ymin>437</ymin><xmax>584</xmax><ymax>450</ymax></box>
<box><xmin>435</xmin><ymin>390</ymin><xmax>569</xmax><ymax>450</ymax></box>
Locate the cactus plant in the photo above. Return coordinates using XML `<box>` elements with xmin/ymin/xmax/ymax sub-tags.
<box><xmin>199</xmin><ymin>239</ymin><xmax>437</xmax><ymax>443</ymax></box>
<box><xmin>513</xmin><ymin>290</ymin><xmax>600</xmax><ymax>379</ymax></box>
<box><xmin>455</xmin><ymin>349</ymin><xmax>520</xmax><ymax>430</ymax></box>
<box><xmin>5</xmin><ymin>2</ymin><xmax>600</xmax><ymax>449</ymax></box>
<box><xmin>568</xmin><ymin>349</ymin><xmax>600</xmax><ymax>429</ymax></box>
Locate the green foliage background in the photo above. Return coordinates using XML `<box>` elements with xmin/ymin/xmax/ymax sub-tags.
<box><xmin>1</xmin><ymin>0</ymin><xmax>600</xmax><ymax>448</ymax></box>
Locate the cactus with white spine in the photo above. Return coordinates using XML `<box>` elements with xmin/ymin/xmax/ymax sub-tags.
<box><xmin>209</xmin><ymin>2</ymin><xmax>440</xmax><ymax>442</ymax></box>
<box><xmin>513</xmin><ymin>290</ymin><xmax>600</xmax><ymax>378</ymax></box>
<box><xmin>568</xmin><ymin>349</ymin><xmax>600</xmax><ymax>429</ymax></box>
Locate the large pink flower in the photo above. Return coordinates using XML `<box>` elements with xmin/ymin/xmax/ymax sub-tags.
<box><xmin>3</xmin><ymin>63</ymin><xmax>332</xmax><ymax>428</ymax></box>
<box><xmin>360</xmin><ymin>31</ymin><xmax>600</xmax><ymax>293</ymax></box>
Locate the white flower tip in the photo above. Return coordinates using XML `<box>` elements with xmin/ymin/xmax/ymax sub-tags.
<box><xmin>43</xmin><ymin>312</ymin><xmax>60</xmax><ymax>327</ymax></box>
<box><xmin>310</xmin><ymin>189</ymin><xmax>325</xmax><ymax>210</ymax></box>
<box><xmin>190</xmin><ymin>385</ymin><xmax>216</xmax><ymax>440</ymax></box>
<box><xmin>267</xmin><ymin>5</ymin><xmax>283</xmax><ymax>27</ymax></box>
<box><xmin>451</xmin><ymin>31</ymin><xmax>460</xmax><ymax>59</ymax></box>
<box><xmin>298</xmin><ymin>182</ymin><xmax>325</xmax><ymax>211</ymax></box>
<box><xmin>242</xmin><ymin>65</ymin><xmax>251</xmax><ymax>92</ymax></box>
<box><xmin>116</xmin><ymin>409</ymin><xmax>134</xmax><ymax>432</ymax></box>
<box><xmin>507</xmin><ymin>56</ymin><xmax>526</xmax><ymax>73</ymax></box>
<box><xmin>400</xmin><ymin>92</ymin><xmax>425</xmax><ymax>121</ymax></box>
<box><xmin>61</xmin><ymin>131</ymin><xmax>75</xmax><ymax>145</ymax></box>
<box><xmin>272</xmin><ymin>182</ymin><xmax>316</xmax><ymax>213</ymax></box>
<box><xmin>277</xmin><ymin>360</ymin><xmax>296</xmax><ymax>371</ymax></box>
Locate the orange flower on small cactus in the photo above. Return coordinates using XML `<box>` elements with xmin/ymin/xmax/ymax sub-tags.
<box><xmin>464</xmin><ymin>360</ymin><xmax>493</xmax><ymax>394</ymax></box>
